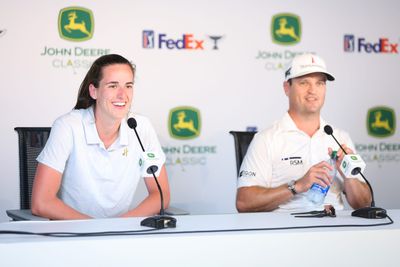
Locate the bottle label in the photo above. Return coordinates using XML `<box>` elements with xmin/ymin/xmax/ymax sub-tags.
<box><xmin>307</xmin><ymin>153</ymin><xmax>337</xmax><ymax>205</ymax></box>
<box><xmin>310</xmin><ymin>183</ymin><xmax>330</xmax><ymax>195</ymax></box>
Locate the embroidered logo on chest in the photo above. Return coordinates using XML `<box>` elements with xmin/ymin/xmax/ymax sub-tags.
<box><xmin>281</xmin><ymin>156</ymin><xmax>303</xmax><ymax>166</ymax></box>
<box><xmin>122</xmin><ymin>147</ymin><xmax>128</xmax><ymax>156</ymax></box>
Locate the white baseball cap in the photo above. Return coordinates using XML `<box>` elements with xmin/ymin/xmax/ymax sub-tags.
<box><xmin>284</xmin><ymin>53</ymin><xmax>335</xmax><ymax>81</ymax></box>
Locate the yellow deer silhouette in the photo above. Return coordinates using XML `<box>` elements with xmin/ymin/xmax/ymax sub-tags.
<box><xmin>173</xmin><ymin>111</ymin><xmax>199</xmax><ymax>135</ymax></box>
<box><xmin>371</xmin><ymin>111</ymin><xmax>393</xmax><ymax>133</ymax></box>
<box><xmin>275</xmin><ymin>18</ymin><xmax>299</xmax><ymax>41</ymax></box>
<box><xmin>64</xmin><ymin>11</ymin><xmax>90</xmax><ymax>36</ymax></box>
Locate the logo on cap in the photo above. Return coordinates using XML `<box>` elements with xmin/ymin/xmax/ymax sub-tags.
<box><xmin>367</xmin><ymin>106</ymin><xmax>395</xmax><ymax>138</ymax></box>
<box><xmin>285</xmin><ymin>68</ymin><xmax>291</xmax><ymax>79</ymax></box>
<box><xmin>271</xmin><ymin>13</ymin><xmax>301</xmax><ymax>45</ymax></box>
<box><xmin>169</xmin><ymin>106</ymin><xmax>201</xmax><ymax>139</ymax></box>
<box><xmin>58</xmin><ymin>7</ymin><xmax>94</xmax><ymax>42</ymax></box>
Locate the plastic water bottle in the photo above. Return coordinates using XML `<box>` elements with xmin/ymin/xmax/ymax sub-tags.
<box><xmin>307</xmin><ymin>151</ymin><xmax>338</xmax><ymax>205</ymax></box>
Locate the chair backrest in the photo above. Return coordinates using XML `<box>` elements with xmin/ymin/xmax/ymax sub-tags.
<box><xmin>14</xmin><ymin>127</ymin><xmax>51</xmax><ymax>209</ymax></box>
<box><xmin>229</xmin><ymin>131</ymin><xmax>256</xmax><ymax>175</ymax></box>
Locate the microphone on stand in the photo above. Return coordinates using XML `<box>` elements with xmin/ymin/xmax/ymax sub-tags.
<box><xmin>323</xmin><ymin>125</ymin><xmax>387</xmax><ymax>219</ymax></box>
<box><xmin>127</xmin><ymin>117</ymin><xmax>177</xmax><ymax>229</ymax></box>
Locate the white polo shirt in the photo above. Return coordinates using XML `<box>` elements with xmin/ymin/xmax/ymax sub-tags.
<box><xmin>37</xmin><ymin>107</ymin><xmax>165</xmax><ymax>218</ymax></box>
<box><xmin>237</xmin><ymin>112</ymin><xmax>363</xmax><ymax>212</ymax></box>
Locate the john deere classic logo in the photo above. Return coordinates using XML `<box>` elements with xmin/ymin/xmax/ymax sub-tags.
<box><xmin>169</xmin><ymin>106</ymin><xmax>201</xmax><ymax>139</ymax></box>
<box><xmin>367</xmin><ymin>106</ymin><xmax>396</xmax><ymax>138</ymax></box>
<box><xmin>271</xmin><ymin>13</ymin><xmax>301</xmax><ymax>45</ymax></box>
<box><xmin>58</xmin><ymin>7</ymin><xmax>94</xmax><ymax>41</ymax></box>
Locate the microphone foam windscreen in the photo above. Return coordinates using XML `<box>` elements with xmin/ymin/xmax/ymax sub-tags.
<box><xmin>324</xmin><ymin>125</ymin><xmax>333</xmax><ymax>135</ymax></box>
<box><xmin>127</xmin><ymin>117</ymin><xmax>137</xmax><ymax>129</ymax></box>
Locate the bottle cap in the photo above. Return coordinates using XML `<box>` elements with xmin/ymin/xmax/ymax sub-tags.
<box><xmin>331</xmin><ymin>150</ymin><xmax>338</xmax><ymax>160</ymax></box>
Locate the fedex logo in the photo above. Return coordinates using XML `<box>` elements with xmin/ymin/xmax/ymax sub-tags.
<box><xmin>142</xmin><ymin>30</ymin><xmax>221</xmax><ymax>50</ymax></box>
<box><xmin>159</xmin><ymin>33</ymin><xmax>203</xmax><ymax>49</ymax></box>
<box><xmin>344</xmin><ymin>34</ymin><xmax>398</xmax><ymax>54</ymax></box>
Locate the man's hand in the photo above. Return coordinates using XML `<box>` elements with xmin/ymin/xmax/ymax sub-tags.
<box><xmin>295</xmin><ymin>161</ymin><xmax>333</xmax><ymax>193</ymax></box>
<box><xmin>328</xmin><ymin>144</ymin><xmax>353</xmax><ymax>178</ymax></box>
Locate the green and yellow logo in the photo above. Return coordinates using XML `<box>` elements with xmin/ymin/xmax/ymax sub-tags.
<box><xmin>169</xmin><ymin>106</ymin><xmax>201</xmax><ymax>139</ymax></box>
<box><xmin>367</xmin><ymin>106</ymin><xmax>396</xmax><ymax>138</ymax></box>
<box><xmin>271</xmin><ymin>13</ymin><xmax>301</xmax><ymax>45</ymax></box>
<box><xmin>58</xmin><ymin>7</ymin><xmax>94</xmax><ymax>42</ymax></box>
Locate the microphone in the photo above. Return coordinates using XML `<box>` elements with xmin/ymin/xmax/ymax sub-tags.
<box><xmin>324</xmin><ymin>125</ymin><xmax>387</xmax><ymax>219</ymax></box>
<box><xmin>127</xmin><ymin>117</ymin><xmax>177</xmax><ymax>228</ymax></box>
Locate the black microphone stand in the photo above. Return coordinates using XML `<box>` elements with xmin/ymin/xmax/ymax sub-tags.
<box><xmin>350</xmin><ymin>172</ymin><xmax>386</xmax><ymax>219</ymax></box>
<box><xmin>128</xmin><ymin>118</ymin><xmax>177</xmax><ymax>229</ymax></box>
<box><xmin>324</xmin><ymin>125</ymin><xmax>386</xmax><ymax>219</ymax></box>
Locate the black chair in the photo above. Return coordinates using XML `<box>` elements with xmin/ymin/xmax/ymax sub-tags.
<box><xmin>7</xmin><ymin>127</ymin><xmax>51</xmax><ymax>220</ymax></box>
<box><xmin>229</xmin><ymin>131</ymin><xmax>257</xmax><ymax>175</ymax></box>
<box><xmin>7</xmin><ymin>127</ymin><xmax>188</xmax><ymax>221</ymax></box>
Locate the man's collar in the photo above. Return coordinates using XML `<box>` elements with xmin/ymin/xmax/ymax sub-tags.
<box><xmin>281</xmin><ymin>112</ymin><xmax>327</xmax><ymax>135</ymax></box>
<box><xmin>281</xmin><ymin>112</ymin><xmax>299</xmax><ymax>131</ymax></box>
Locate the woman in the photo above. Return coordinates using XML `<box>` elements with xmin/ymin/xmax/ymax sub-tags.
<box><xmin>31</xmin><ymin>54</ymin><xmax>170</xmax><ymax>219</ymax></box>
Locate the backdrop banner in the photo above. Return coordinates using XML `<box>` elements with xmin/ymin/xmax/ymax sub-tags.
<box><xmin>0</xmin><ymin>0</ymin><xmax>398</xmax><ymax>221</ymax></box>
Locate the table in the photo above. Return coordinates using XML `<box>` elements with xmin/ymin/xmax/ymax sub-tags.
<box><xmin>0</xmin><ymin>210</ymin><xmax>399</xmax><ymax>267</ymax></box>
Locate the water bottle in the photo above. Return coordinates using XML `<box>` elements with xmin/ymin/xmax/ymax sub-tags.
<box><xmin>307</xmin><ymin>151</ymin><xmax>338</xmax><ymax>205</ymax></box>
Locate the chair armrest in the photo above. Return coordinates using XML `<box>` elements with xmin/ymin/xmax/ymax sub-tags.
<box><xmin>6</xmin><ymin>209</ymin><xmax>50</xmax><ymax>221</ymax></box>
<box><xmin>165</xmin><ymin>206</ymin><xmax>190</xmax><ymax>215</ymax></box>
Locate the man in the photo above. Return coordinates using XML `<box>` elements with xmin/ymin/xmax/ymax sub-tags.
<box><xmin>236</xmin><ymin>54</ymin><xmax>371</xmax><ymax>212</ymax></box>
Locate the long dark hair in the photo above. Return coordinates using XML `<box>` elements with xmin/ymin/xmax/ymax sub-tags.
<box><xmin>73</xmin><ymin>54</ymin><xmax>135</xmax><ymax>109</ymax></box>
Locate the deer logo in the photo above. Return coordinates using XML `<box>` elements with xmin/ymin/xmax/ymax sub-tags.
<box><xmin>275</xmin><ymin>18</ymin><xmax>300</xmax><ymax>42</ymax></box>
<box><xmin>58</xmin><ymin>7</ymin><xmax>94</xmax><ymax>42</ymax></box>
<box><xmin>367</xmin><ymin>106</ymin><xmax>396</xmax><ymax>138</ymax></box>
<box><xmin>173</xmin><ymin>111</ymin><xmax>199</xmax><ymax>135</ymax></box>
<box><xmin>64</xmin><ymin>11</ymin><xmax>91</xmax><ymax>36</ymax></box>
<box><xmin>271</xmin><ymin>13</ymin><xmax>301</xmax><ymax>45</ymax></box>
<box><xmin>371</xmin><ymin>111</ymin><xmax>394</xmax><ymax>133</ymax></box>
<box><xmin>169</xmin><ymin>107</ymin><xmax>201</xmax><ymax>139</ymax></box>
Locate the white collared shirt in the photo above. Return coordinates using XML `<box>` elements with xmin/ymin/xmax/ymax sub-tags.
<box><xmin>237</xmin><ymin>112</ymin><xmax>362</xmax><ymax>212</ymax></box>
<box><xmin>37</xmin><ymin>106</ymin><xmax>165</xmax><ymax>218</ymax></box>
